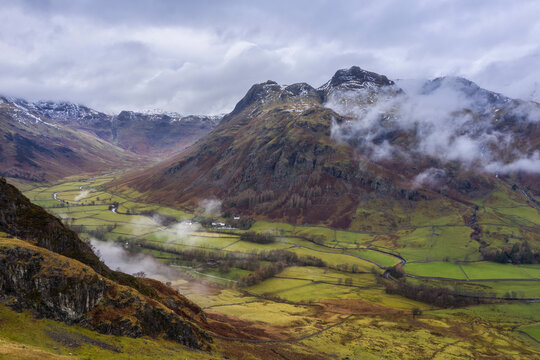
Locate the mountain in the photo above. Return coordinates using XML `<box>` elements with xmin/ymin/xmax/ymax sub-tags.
<box><xmin>2</xmin><ymin>96</ymin><xmax>222</xmax><ymax>156</ymax></box>
<box><xmin>0</xmin><ymin>97</ymin><xmax>138</xmax><ymax>182</ymax></box>
<box><xmin>0</xmin><ymin>96</ymin><xmax>222</xmax><ymax>181</ymax></box>
<box><xmin>114</xmin><ymin>66</ymin><xmax>540</xmax><ymax>229</ymax></box>
<box><xmin>0</xmin><ymin>177</ymin><xmax>210</xmax><ymax>348</ymax></box>
<box><xmin>111</xmin><ymin>111</ymin><xmax>221</xmax><ymax>156</ymax></box>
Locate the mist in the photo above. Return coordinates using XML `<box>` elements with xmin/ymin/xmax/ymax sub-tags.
<box><xmin>90</xmin><ymin>238</ymin><xmax>180</xmax><ymax>282</ymax></box>
<box><xmin>74</xmin><ymin>189</ymin><xmax>95</xmax><ymax>201</ymax></box>
<box><xmin>155</xmin><ymin>221</ymin><xmax>203</xmax><ymax>247</ymax></box>
<box><xmin>198</xmin><ymin>198</ymin><xmax>222</xmax><ymax>215</ymax></box>
<box><xmin>326</xmin><ymin>76</ymin><xmax>540</xmax><ymax>175</ymax></box>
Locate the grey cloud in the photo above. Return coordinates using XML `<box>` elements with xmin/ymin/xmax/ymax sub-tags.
<box><xmin>1</xmin><ymin>1</ymin><xmax>539</xmax><ymax>114</ymax></box>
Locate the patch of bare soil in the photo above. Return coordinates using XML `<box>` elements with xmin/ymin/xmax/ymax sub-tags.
<box><xmin>316</xmin><ymin>298</ymin><xmax>405</xmax><ymax>316</ymax></box>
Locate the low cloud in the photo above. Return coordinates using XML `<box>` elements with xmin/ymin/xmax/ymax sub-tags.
<box><xmin>413</xmin><ymin>167</ymin><xmax>447</xmax><ymax>188</ymax></box>
<box><xmin>128</xmin><ymin>214</ymin><xmax>202</xmax><ymax>246</ymax></box>
<box><xmin>74</xmin><ymin>189</ymin><xmax>95</xmax><ymax>201</ymax></box>
<box><xmin>485</xmin><ymin>152</ymin><xmax>540</xmax><ymax>174</ymax></box>
<box><xmin>198</xmin><ymin>198</ymin><xmax>222</xmax><ymax>215</ymax></box>
<box><xmin>154</xmin><ymin>221</ymin><xmax>203</xmax><ymax>247</ymax></box>
<box><xmin>327</xmin><ymin>77</ymin><xmax>540</xmax><ymax>175</ymax></box>
<box><xmin>90</xmin><ymin>238</ymin><xmax>179</xmax><ymax>281</ymax></box>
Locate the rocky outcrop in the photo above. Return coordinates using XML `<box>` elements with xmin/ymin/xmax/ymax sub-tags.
<box><xmin>0</xmin><ymin>241</ymin><xmax>107</xmax><ymax>322</ymax></box>
<box><xmin>0</xmin><ymin>236</ymin><xmax>209</xmax><ymax>349</ymax></box>
<box><xmin>0</xmin><ymin>178</ymin><xmax>210</xmax><ymax>349</ymax></box>
<box><xmin>321</xmin><ymin>66</ymin><xmax>395</xmax><ymax>90</ymax></box>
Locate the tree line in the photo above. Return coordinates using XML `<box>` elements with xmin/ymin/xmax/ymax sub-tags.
<box><xmin>240</xmin><ymin>231</ymin><xmax>275</xmax><ymax>244</ymax></box>
<box><xmin>379</xmin><ymin>266</ymin><xmax>496</xmax><ymax>308</ymax></box>
<box><xmin>481</xmin><ymin>241</ymin><xmax>539</xmax><ymax>264</ymax></box>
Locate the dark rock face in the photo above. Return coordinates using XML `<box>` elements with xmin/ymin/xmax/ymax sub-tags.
<box><xmin>0</xmin><ymin>240</ymin><xmax>207</xmax><ymax>348</ymax></box>
<box><xmin>0</xmin><ymin>245</ymin><xmax>107</xmax><ymax>322</ymax></box>
<box><xmin>324</xmin><ymin>66</ymin><xmax>395</xmax><ymax>89</ymax></box>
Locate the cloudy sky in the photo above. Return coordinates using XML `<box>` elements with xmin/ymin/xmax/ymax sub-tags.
<box><xmin>1</xmin><ymin>0</ymin><xmax>539</xmax><ymax>115</ymax></box>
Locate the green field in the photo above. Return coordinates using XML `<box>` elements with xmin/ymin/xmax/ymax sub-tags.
<box><xmin>520</xmin><ymin>323</ymin><xmax>540</xmax><ymax>342</ymax></box>
<box><xmin>8</xmin><ymin>174</ymin><xmax>540</xmax><ymax>358</ymax></box>
<box><xmin>404</xmin><ymin>262</ymin><xmax>469</xmax><ymax>279</ymax></box>
<box><xmin>460</xmin><ymin>262</ymin><xmax>538</xmax><ymax>280</ymax></box>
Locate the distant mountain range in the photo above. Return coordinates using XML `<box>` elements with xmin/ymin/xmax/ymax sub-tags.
<box><xmin>114</xmin><ymin>66</ymin><xmax>540</xmax><ymax>229</ymax></box>
<box><xmin>0</xmin><ymin>96</ymin><xmax>222</xmax><ymax>181</ymax></box>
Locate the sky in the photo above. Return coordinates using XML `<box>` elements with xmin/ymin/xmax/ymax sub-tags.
<box><xmin>1</xmin><ymin>0</ymin><xmax>539</xmax><ymax>115</ymax></box>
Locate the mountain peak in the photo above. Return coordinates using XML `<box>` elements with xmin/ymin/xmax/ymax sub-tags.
<box><xmin>422</xmin><ymin>76</ymin><xmax>509</xmax><ymax>106</ymax></box>
<box><xmin>228</xmin><ymin>80</ymin><xmax>321</xmax><ymax>117</ymax></box>
<box><xmin>423</xmin><ymin>76</ymin><xmax>480</xmax><ymax>93</ymax></box>
<box><xmin>321</xmin><ymin>66</ymin><xmax>395</xmax><ymax>91</ymax></box>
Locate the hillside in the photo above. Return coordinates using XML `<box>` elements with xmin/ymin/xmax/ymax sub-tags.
<box><xmin>2</xmin><ymin>97</ymin><xmax>221</xmax><ymax>157</ymax></box>
<box><xmin>0</xmin><ymin>177</ymin><xmax>210</xmax><ymax>349</ymax></box>
<box><xmin>111</xmin><ymin>111</ymin><xmax>221</xmax><ymax>156</ymax></box>
<box><xmin>114</xmin><ymin>67</ymin><xmax>540</xmax><ymax>230</ymax></box>
<box><xmin>0</xmin><ymin>97</ymin><xmax>139</xmax><ymax>182</ymax></box>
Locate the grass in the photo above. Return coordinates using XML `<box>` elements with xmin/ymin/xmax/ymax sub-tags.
<box><xmin>476</xmin><ymin>281</ymin><xmax>540</xmax><ymax>298</ymax></box>
<box><xmin>288</xmin><ymin>246</ymin><xmax>373</xmax><ymax>271</ymax></box>
<box><xmin>348</xmin><ymin>249</ymin><xmax>401</xmax><ymax>267</ymax></box>
<box><xmin>398</xmin><ymin>226</ymin><xmax>480</xmax><ymax>262</ymax></box>
<box><xmin>495</xmin><ymin>206</ymin><xmax>540</xmax><ymax>226</ymax></box>
<box><xmin>278</xmin><ymin>266</ymin><xmax>376</xmax><ymax>286</ymax></box>
<box><xmin>519</xmin><ymin>265</ymin><xmax>540</xmax><ymax>279</ymax></box>
<box><xmin>223</xmin><ymin>240</ymin><xmax>293</xmax><ymax>252</ymax></box>
<box><xmin>202</xmin><ymin>267</ymin><xmax>251</xmax><ymax>281</ymax></box>
<box><xmin>460</xmin><ymin>262</ymin><xmax>538</xmax><ymax>280</ymax></box>
<box><xmin>520</xmin><ymin>323</ymin><xmax>540</xmax><ymax>342</ymax></box>
<box><xmin>433</xmin><ymin>302</ymin><xmax>540</xmax><ymax>323</ymax></box>
<box><xmin>0</xmin><ymin>305</ymin><xmax>215</xmax><ymax>360</ymax></box>
<box><xmin>404</xmin><ymin>262</ymin><xmax>469</xmax><ymax>279</ymax></box>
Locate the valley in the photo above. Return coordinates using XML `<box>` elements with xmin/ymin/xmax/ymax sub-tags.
<box><xmin>1</xmin><ymin>66</ymin><xmax>539</xmax><ymax>359</ymax></box>
<box><xmin>4</xmin><ymin>168</ymin><xmax>539</xmax><ymax>359</ymax></box>
<box><xmin>3</xmin><ymin>2</ymin><xmax>540</xmax><ymax>358</ymax></box>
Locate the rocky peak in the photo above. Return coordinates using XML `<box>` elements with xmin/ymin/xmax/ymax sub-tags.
<box><xmin>281</xmin><ymin>83</ymin><xmax>321</xmax><ymax>100</ymax></box>
<box><xmin>321</xmin><ymin>66</ymin><xmax>395</xmax><ymax>92</ymax></box>
<box><xmin>422</xmin><ymin>76</ymin><xmax>508</xmax><ymax>107</ymax></box>
<box><xmin>227</xmin><ymin>80</ymin><xmax>323</xmax><ymax>119</ymax></box>
<box><xmin>229</xmin><ymin>80</ymin><xmax>282</xmax><ymax>115</ymax></box>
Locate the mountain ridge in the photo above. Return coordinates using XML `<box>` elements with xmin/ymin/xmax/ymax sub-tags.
<box><xmin>112</xmin><ymin>66</ymin><xmax>540</xmax><ymax>229</ymax></box>
<box><xmin>0</xmin><ymin>95</ymin><xmax>223</xmax><ymax>181</ymax></box>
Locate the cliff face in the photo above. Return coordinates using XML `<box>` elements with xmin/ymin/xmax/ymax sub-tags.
<box><xmin>0</xmin><ymin>177</ymin><xmax>210</xmax><ymax>349</ymax></box>
<box><xmin>0</xmin><ymin>238</ymin><xmax>108</xmax><ymax>322</ymax></box>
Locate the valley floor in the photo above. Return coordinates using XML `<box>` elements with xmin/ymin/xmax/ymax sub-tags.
<box><xmin>2</xmin><ymin>173</ymin><xmax>540</xmax><ymax>359</ymax></box>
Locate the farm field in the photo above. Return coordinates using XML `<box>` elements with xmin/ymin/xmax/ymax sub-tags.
<box><xmin>6</xmin><ymin>173</ymin><xmax>540</xmax><ymax>358</ymax></box>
